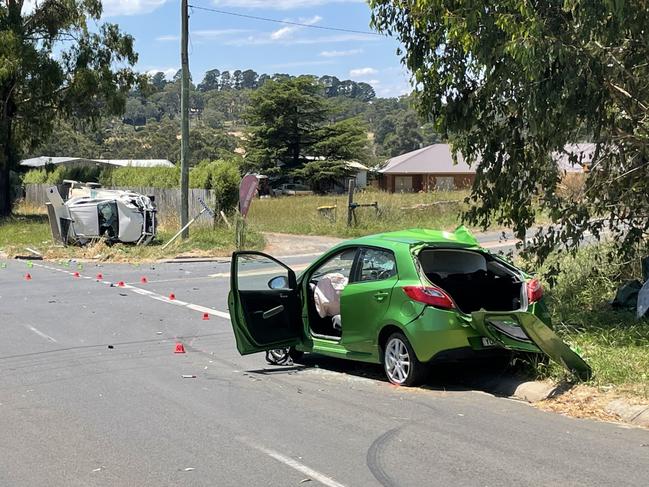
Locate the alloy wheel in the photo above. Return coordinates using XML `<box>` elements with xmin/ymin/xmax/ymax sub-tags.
<box><xmin>385</xmin><ymin>337</ymin><xmax>411</xmax><ymax>384</ymax></box>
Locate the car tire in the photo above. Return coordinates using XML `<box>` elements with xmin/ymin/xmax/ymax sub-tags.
<box><xmin>383</xmin><ymin>332</ymin><xmax>427</xmax><ymax>386</ymax></box>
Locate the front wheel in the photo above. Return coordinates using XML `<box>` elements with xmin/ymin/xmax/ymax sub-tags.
<box><xmin>383</xmin><ymin>332</ymin><xmax>427</xmax><ymax>386</ymax></box>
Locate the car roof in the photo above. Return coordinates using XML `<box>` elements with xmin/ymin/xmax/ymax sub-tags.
<box><xmin>336</xmin><ymin>226</ymin><xmax>481</xmax><ymax>251</ymax></box>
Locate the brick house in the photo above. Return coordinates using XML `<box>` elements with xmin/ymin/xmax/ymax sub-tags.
<box><xmin>377</xmin><ymin>144</ymin><xmax>476</xmax><ymax>192</ymax></box>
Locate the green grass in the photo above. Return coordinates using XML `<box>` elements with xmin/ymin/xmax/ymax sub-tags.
<box><xmin>0</xmin><ymin>203</ymin><xmax>263</xmax><ymax>261</ymax></box>
<box><xmin>530</xmin><ymin>246</ymin><xmax>649</xmax><ymax>397</ymax></box>
<box><xmin>247</xmin><ymin>189</ymin><xmax>471</xmax><ymax>237</ymax></box>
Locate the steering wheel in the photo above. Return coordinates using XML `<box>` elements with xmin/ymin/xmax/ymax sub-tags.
<box><xmin>376</xmin><ymin>269</ymin><xmax>392</xmax><ymax>280</ymax></box>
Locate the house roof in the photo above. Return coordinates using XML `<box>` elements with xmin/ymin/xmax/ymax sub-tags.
<box><xmin>379</xmin><ymin>143</ymin><xmax>591</xmax><ymax>175</ymax></box>
<box><xmin>378</xmin><ymin>144</ymin><xmax>475</xmax><ymax>174</ymax></box>
<box><xmin>20</xmin><ymin>156</ymin><xmax>174</xmax><ymax>168</ymax></box>
<box><xmin>553</xmin><ymin>143</ymin><xmax>593</xmax><ymax>173</ymax></box>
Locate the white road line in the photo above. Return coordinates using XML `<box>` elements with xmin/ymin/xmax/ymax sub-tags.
<box><xmin>240</xmin><ymin>439</ymin><xmax>347</xmax><ymax>487</ymax></box>
<box><xmin>27</xmin><ymin>325</ymin><xmax>57</xmax><ymax>343</ymax></box>
<box><xmin>186</xmin><ymin>304</ymin><xmax>231</xmax><ymax>319</ymax></box>
<box><xmin>31</xmin><ymin>262</ymin><xmax>232</xmax><ymax>321</ymax></box>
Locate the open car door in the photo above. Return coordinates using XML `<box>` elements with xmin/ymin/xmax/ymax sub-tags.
<box><xmin>471</xmin><ymin>311</ymin><xmax>592</xmax><ymax>381</ymax></box>
<box><xmin>228</xmin><ymin>251</ymin><xmax>303</xmax><ymax>355</ymax></box>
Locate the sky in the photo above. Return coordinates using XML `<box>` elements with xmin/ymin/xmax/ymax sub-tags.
<box><xmin>93</xmin><ymin>0</ymin><xmax>412</xmax><ymax>98</ymax></box>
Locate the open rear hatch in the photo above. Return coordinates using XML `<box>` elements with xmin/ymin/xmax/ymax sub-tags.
<box><xmin>471</xmin><ymin>311</ymin><xmax>592</xmax><ymax>381</ymax></box>
<box><xmin>415</xmin><ymin>242</ymin><xmax>591</xmax><ymax>380</ymax></box>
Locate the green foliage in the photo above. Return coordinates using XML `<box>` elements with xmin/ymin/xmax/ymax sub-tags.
<box><xmin>100</xmin><ymin>166</ymin><xmax>180</xmax><ymax>188</ymax></box>
<box><xmin>245</xmin><ymin>78</ymin><xmax>372</xmax><ymax>176</ymax></box>
<box><xmin>531</xmin><ymin>246</ymin><xmax>649</xmax><ymax>392</ymax></box>
<box><xmin>370</xmin><ymin>0</ymin><xmax>649</xmax><ymax>270</ymax></box>
<box><xmin>293</xmin><ymin>160</ymin><xmax>355</xmax><ymax>193</ymax></box>
<box><xmin>377</xmin><ymin>111</ymin><xmax>423</xmax><ymax>157</ymax></box>
<box><xmin>23</xmin><ymin>165</ymin><xmax>102</xmax><ymax>185</ymax></box>
<box><xmin>0</xmin><ymin>0</ymin><xmax>144</xmax><ymax>216</ymax></box>
<box><xmin>203</xmin><ymin>160</ymin><xmax>240</xmax><ymax>213</ymax></box>
<box><xmin>313</xmin><ymin>118</ymin><xmax>371</xmax><ymax>163</ymax></box>
<box><xmin>245</xmin><ymin>77</ymin><xmax>329</xmax><ymax>171</ymax></box>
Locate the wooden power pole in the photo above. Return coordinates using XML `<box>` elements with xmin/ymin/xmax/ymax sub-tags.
<box><xmin>180</xmin><ymin>0</ymin><xmax>190</xmax><ymax>238</ymax></box>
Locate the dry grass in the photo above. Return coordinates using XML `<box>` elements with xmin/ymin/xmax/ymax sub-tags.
<box><xmin>247</xmin><ymin>189</ymin><xmax>472</xmax><ymax>238</ymax></box>
<box><xmin>0</xmin><ymin>201</ymin><xmax>263</xmax><ymax>261</ymax></box>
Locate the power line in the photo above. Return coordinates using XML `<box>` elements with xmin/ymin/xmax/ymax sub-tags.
<box><xmin>187</xmin><ymin>4</ymin><xmax>383</xmax><ymax>37</ymax></box>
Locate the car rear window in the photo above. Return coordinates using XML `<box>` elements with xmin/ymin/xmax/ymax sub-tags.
<box><xmin>418</xmin><ymin>249</ymin><xmax>487</xmax><ymax>276</ymax></box>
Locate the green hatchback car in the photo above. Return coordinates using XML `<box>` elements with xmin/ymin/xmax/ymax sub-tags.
<box><xmin>228</xmin><ymin>227</ymin><xmax>591</xmax><ymax>386</ymax></box>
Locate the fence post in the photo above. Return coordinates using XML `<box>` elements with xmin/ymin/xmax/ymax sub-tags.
<box><xmin>346</xmin><ymin>178</ymin><xmax>355</xmax><ymax>227</ymax></box>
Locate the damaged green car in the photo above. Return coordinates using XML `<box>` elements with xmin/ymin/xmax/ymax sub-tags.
<box><xmin>228</xmin><ymin>227</ymin><xmax>591</xmax><ymax>386</ymax></box>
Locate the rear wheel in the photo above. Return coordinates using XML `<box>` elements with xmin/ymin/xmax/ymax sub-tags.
<box><xmin>383</xmin><ymin>332</ymin><xmax>427</xmax><ymax>386</ymax></box>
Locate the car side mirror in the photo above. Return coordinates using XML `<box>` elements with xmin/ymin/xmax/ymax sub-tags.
<box><xmin>268</xmin><ymin>275</ymin><xmax>289</xmax><ymax>289</ymax></box>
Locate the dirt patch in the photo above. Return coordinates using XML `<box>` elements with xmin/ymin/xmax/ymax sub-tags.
<box><xmin>538</xmin><ymin>385</ymin><xmax>648</xmax><ymax>426</ymax></box>
<box><xmin>263</xmin><ymin>232</ymin><xmax>342</xmax><ymax>256</ymax></box>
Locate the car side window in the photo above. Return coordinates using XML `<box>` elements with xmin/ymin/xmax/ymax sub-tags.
<box><xmin>310</xmin><ymin>248</ymin><xmax>357</xmax><ymax>282</ymax></box>
<box><xmin>356</xmin><ymin>248</ymin><xmax>397</xmax><ymax>282</ymax></box>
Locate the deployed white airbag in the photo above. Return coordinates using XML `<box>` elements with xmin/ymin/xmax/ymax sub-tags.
<box><xmin>314</xmin><ymin>272</ymin><xmax>348</xmax><ymax>318</ymax></box>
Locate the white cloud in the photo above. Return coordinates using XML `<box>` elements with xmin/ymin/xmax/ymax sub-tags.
<box><xmin>102</xmin><ymin>0</ymin><xmax>168</xmax><ymax>16</ymax></box>
<box><xmin>146</xmin><ymin>68</ymin><xmax>178</xmax><ymax>79</ymax></box>
<box><xmin>366</xmin><ymin>79</ymin><xmax>380</xmax><ymax>85</ymax></box>
<box><xmin>320</xmin><ymin>49</ymin><xmax>363</xmax><ymax>57</ymax></box>
<box><xmin>270</xmin><ymin>15</ymin><xmax>321</xmax><ymax>40</ymax></box>
<box><xmin>349</xmin><ymin>67</ymin><xmax>378</xmax><ymax>77</ymax></box>
<box><xmin>156</xmin><ymin>34</ymin><xmax>179</xmax><ymax>42</ymax></box>
<box><xmin>194</xmin><ymin>28</ymin><xmax>251</xmax><ymax>39</ymax></box>
<box><xmin>213</xmin><ymin>0</ymin><xmax>363</xmax><ymax>9</ymax></box>
<box><xmin>227</xmin><ymin>32</ymin><xmax>378</xmax><ymax>46</ymax></box>
<box><xmin>22</xmin><ymin>0</ymin><xmax>168</xmax><ymax>16</ymax></box>
<box><xmin>269</xmin><ymin>60</ymin><xmax>335</xmax><ymax>68</ymax></box>
<box><xmin>271</xmin><ymin>26</ymin><xmax>296</xmax><ymax>40</ymax></box>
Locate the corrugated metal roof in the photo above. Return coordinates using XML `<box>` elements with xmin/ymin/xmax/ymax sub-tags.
<box><xmin>379</xmin><ymin>143</ymin><xmax>589</xmax><ymax>174</ymax></box>
<box><xmin>378</xmin><ymin>144</ymin><xmax>474</xmax><ymax>174</ymax></box>
<box><xmin>20</xmin><ymin>156</ymin><xmax>174</xmax><ymax>168</ymax></box>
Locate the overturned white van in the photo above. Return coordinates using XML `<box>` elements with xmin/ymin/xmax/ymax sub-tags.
<box><xmin>45</xmin><ymin>181</ymin><xmax>157</xmax><ymax>246</ymax></box>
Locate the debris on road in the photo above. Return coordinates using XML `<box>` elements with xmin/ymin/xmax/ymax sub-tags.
<box><xmin>25</xmin><ymin>247</ymin><xmax>42</xmax><ymax>257</ymax></box>
<box><xmin>107</xmin><ymin>345</ymin><xmax>114</xmax><ymax>349</ymax></box>
<box><xmin>182</xmin><ymin>375</ymin><xmax>196</xmax><ymax>379</ymax></box>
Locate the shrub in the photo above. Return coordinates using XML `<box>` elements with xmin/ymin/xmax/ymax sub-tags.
<box><xmin>99</xmin><ymin>166</ymin><xmax>180</xmax><ymax>188</ymax></box>
<box><xmin>190</xmin><ymin>160</ymin><xmax>240</xmax><ymax>212</ymax></box>
<box><xmin>23</xmin><ymin>165</ymin><xmax>102</xmax><ymax>185</ymax></box>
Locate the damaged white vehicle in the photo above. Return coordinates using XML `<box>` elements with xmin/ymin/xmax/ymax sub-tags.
<box><xmin>46</xmin><ymin>181</ymin><xmax>157</xmax><ymax>246</ymax></box>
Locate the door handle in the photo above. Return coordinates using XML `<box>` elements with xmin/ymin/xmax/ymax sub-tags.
<box><xmin>373</xmin><ymin>291</ymin><xmax>389</xmax><ymax>302</ymax></box>
<box><xmin>262</xmin><ymin>305</ymin><xmax>284</xmax><ymax>319</ymax></box>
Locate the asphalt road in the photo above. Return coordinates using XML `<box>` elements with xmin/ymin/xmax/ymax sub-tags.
<box><xmin>1</xmin><ymin>253</ymin><xmax>648</xmax><ymax>487</ymax></box>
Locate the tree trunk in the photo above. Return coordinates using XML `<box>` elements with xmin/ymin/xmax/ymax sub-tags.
<box><xmin>0</xmin><ymin>112</ymin><xmax>13</xmax><ymax>217</ymax></box>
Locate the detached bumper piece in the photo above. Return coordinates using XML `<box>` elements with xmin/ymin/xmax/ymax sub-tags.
<box><xmin>471</xmin><ymin>311</ymin><xmax>592</xmax><ymax>381</ymax></box>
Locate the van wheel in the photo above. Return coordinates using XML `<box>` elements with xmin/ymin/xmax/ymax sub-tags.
<box><xmin>383</xmin><ymin>332</ymin><xmax>427</xmax><ymax>386</ymax></box>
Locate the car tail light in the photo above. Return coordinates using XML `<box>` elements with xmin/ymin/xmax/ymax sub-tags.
<box><xmin>403</xmin><ymin>285</ymin><xmax>455</xmax><ymax>310</ymax></box>
<box><xmin>527</xmin><ymin>278</ymin><xmax>543</xmax><ymax>303</ymax></box>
